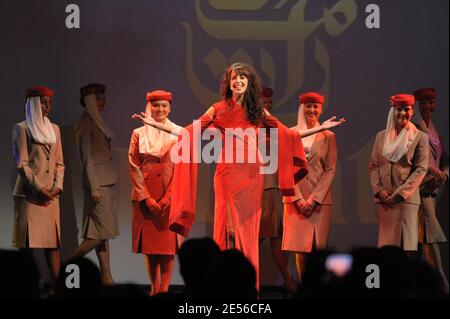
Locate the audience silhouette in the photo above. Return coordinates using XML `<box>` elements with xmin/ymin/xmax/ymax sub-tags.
<box><xmin>0</xmin><ymin>244</ymin><xmax>446</xmax><ymax>299</ymax></box>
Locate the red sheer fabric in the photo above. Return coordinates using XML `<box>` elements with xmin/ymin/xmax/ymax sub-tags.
<box><xmin>169</xmin><ymin>100</ymin><xmax>308</xmax><ymax>289</ymax></box>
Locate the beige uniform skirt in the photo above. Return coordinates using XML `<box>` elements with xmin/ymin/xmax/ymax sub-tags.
<box><xmin>12</xmin><ymin>196</ymin><xmax>60</xmax><ymax>248</ymax></box>
<box><xmin>259</xmin><ymin>188</ymin><xmax>283</xmax><ymax>239</ymax></box>
<box><xmin>418</xmin><ymin>196</ymin><xmax>447</xmax><ymax>244</ymax></box>
<box><xmin>376</xmin><ymin>202</ymin><xmax>419</xmax><ymax>251</ymax></box>
<box><xmin>81</xmin><ymin>185</ymin><xmax>119</xmax><ymax>240</ymax></box>
<box><xmin>282</xmin><ymin>203</ymin><xmax>331</xmax><ymax>252</ymax></box>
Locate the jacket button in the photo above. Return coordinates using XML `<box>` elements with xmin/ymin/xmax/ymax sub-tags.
<box><xmin>46</xmin><ymin>170</ymin><xmax>49</xmax><ymax>173</ymax></box>
<box><xmin>157</xmin><ymin>174</ymin><xmax>161</xmax><ymax>177</ymax></box>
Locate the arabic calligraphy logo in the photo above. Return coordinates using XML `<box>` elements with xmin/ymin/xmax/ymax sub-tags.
<box><xmin>182</xmin><ymin>0</ymin><xmax>357</xmax><ymax>121</ymax></box>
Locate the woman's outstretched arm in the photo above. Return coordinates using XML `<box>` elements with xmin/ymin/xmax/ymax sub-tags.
<box><xmin>131</xmin><ymin>112</ymin><xmax>182</xmax><ymax>136</ymax></box>
<box><xmin>131</xmin><ymin>107</ymin><xmax>215</xmax><ymax>136</ymax></box>
<box><xmin>295</xmin><ymin>116</ymin><xmax>346</xmax><ymax>138</ymax></box>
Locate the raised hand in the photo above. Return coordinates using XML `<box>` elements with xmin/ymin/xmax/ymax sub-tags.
<box><xmin>321</xmin><ymin>116</ymin><xmax>346</xmax><ymax>130</ymax></box>
<box><xmin>131</xmin><ymin>112</ymin><xmax>182</xmax><ymax>136</ymax></box>
<box><xmin>132</xmin><ymin>112</ymin><xmax>157</xmax><ymax>127</ymax></box>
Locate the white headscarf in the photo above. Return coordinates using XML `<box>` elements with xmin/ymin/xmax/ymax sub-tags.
<box><xmin>25</xmin><ymin>96</ymin><xmax>56</xmax><ymax>145</ymax></box>
<box><xmin>293</xmin><ymin>103</ymin><xmax>320</xmax><ymax>157</ymax></box>
<box><xmin>414</xmin><ymin>102</ymin><xmax>441</xmax><ymax>163</ymax></box>
<box><xmin>138</xmin><ymin>102</ymin><xmax>180</xmax><ymax>157</ymax></box>
<box><xmin>83</xmin><ymin>94</ymin><xmax>114</xmax><ymax>139</ymax></box>
<box><xmin>382</xmin><ymin>106</ymin><xmax>419</xmax><ymax>162</ymax></box>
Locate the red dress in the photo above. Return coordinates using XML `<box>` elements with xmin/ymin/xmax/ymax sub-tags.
<box><xmin>169</xmin><ymin>100</ymin><xmax>308</xmax><ymax>289</ymax></box>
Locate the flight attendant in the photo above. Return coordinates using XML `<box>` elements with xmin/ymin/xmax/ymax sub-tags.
<box><xmin>12</xmin><ymin>86</ymin><xmax>65</xmax><ymax>291</ymax></box>
<box><xmin>72</xmin><ymin>83</ymin><xmax>119</xmax><ymax>286</ymax></box>
<box><xmin>413</xmin><ymin>87</ymin><xmax>448</xmax><ymax>293</ymax></box>
<box><xmin>369</xmin><ymin>94</ymin><xmax>429</xmax><ymax>254</ymax></box>
<box><xmin>282</xmin><ymin>92</ymin><xmax>337</xmax><ymax>284</ymax></box>
<box><xmin>128</xmin><ymin>90</ymin><xmax>182</xmax><ymax>296</ymax></box>
<box><xmin>259</xmin><ymin>87</ymin><xmax>296</xmax><ymax>293</ymax></box>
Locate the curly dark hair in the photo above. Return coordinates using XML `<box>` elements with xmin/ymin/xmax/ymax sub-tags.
<box><xmin>220</xmin><ymin>62</ymin><xmax>264</xmax><ymax>125</ymax></box>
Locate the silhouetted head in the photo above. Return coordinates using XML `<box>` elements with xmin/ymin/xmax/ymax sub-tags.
<box><xmin>177</xmin><ymin>237</ymin><xmax>221</xmax><ymax>297</ymax></box>
<box><xmin>204</xmin><ymin>249</ymin><xmax>257</xmax><ymax>299</ymax></box>
<box><xmin>0</xmin><ymin>249</ymin><xmax>40</xmax><ymax>298</ymax></box>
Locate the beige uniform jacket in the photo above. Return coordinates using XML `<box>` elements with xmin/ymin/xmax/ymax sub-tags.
<box><xmin>76</xmin><ymin>112</ymin><xmax>117</xmax><ymax>196</ymax></box>
<box><xmin>369</xmin><ymin>129</ymin><xmax>429</xmax><ymax>205</ymax></box>
<box><xmin>13</xmin><ymin>121</ymin><xmax>64</xmax><ymax>200</ymax></box>
<box><xmin>284</xmin><ymin>130</ymin><xmax>337</xmax><ymax>205</ymax></box>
